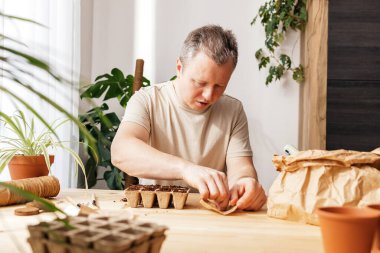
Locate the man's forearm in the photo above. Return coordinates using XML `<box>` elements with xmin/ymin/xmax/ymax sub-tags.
<box><xmin>111</xmin><ymin>137</ymin><xmax>192</xmax><ymax>180</ymax></box>
<box><xmin>226</xmin><ymin>156</ymin><xmax>258</xmax><ymax>187</ymax></box>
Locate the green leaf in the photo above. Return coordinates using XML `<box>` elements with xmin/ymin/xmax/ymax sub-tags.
<box><xmin>119</xmin><ymin>94</ymin><xmax>128</xmax><ymax>108</ymax></box>
<box><xmin>0</xmin><ymin>87</ymin><xmax>59</xmax><ymax>140</ymax></box>
<box><xmin>258</xmin><ymin>56</ymin><xmax>270</xmax><ymax>70</ymax></box>
<box><xmin>0</xmin><ymin>34</ymin><xmax>28</xmax><ymax>47</ymax></box>
<box><xmin>300</xmin><ymin>6</ymin><xmax>307</xmax><ymax>22</ymax></box>
<box><xmin>97</xmin><ymin>138</ymin><xmax>111</xmax><ymax>162</ymax></box>
<box><xmin>126</xmin><ymin>75</ymin><xmax>134</xmax><ymax>86</ymax></box>
<box><xmin>279</xmin><ymin>54</ymin><xmax>292</xmax><ymax>69</ymax></box>
<box><xmin>100</xmin><ymin>103</ymin><xmax>109</xmax><ymax>111</ymax></box>
<box><xmin>265</xmin><ymin>73</ymin><xmax>273</xmax><ymax>85</ymax></box>
<box><xmin>104</xmin><ymin>112</ymin><xmax>121</xmax><ymax>126</ymax></box>
<box><xmin>104</xmin><ymin>84</ymin><xmax>122</xmax><ymax>101</ymax></box>
<box><xmin>95</xmin><ymin>73</ymin><xmax>112</xmax><ymax>82</ymax></box>
<box><xmin>104</xmin><ymin>167</ymin><xmax>124</xmax><ymax>190</ymax></box>
<box><xmin>292</xmin><ymin>65</ymin><xmax>304</xmax><ymax>83</ymax></box>
<box><xmin>250</xmin><ymin>15</ymin><xmax>258</xmax><ymax>25</ymax></box>
<box><xmin>111</xmin><ymin>68</ymin><xmax>125</xmax><ymax>82</ymax></box>
<box><xmin>284</xmin><ymin>16</ymin><xmax>293</xmax><ymax>29</ymax></box>
<box><xmin>91</xmin><ymin>81</ymin><xmax>110</xmax><ymax>98</ymax></box>
<box><xmin>275</xmin><ymin>65</ymin><xmax>285</xmax><ymax>80</ymax></box>
<box><xmin>142</xmin><ymin>76</ymin><xmax>150</xmax><ymax>87</ymax></box>
<box><xmin>0</xmin><ymin>12</ymin><xmax>47</xmax><ymax>27</ymax></box>
<box><xmin>84</xmin><ymin>156</ymin><xmax>97</xmax><ymax>188</ymax></box>
<box><xmin>255</xmin><ymin>49</ymin><xmax>264</xmax><ymax>60</ymax></box>
<box><xmin>0</xmin><ymin>45</ymin><xmax>60</xmax><ymax>81</ymax></box>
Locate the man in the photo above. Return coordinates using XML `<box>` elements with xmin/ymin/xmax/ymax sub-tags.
<box><xmin>111</xmin><ymin>25</ymin><xmax>266</xmax><ymax>211</ymax></box>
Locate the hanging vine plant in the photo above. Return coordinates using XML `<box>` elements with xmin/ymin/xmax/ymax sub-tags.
<box><xmin>251</xmin><ymin>0</ymin><xmax>308</xmax><ymax>85</ymax></box>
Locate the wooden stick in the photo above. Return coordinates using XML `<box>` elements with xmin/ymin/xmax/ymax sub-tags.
<box><xmin>133</xmin><ymin>59</ymin><xmax>144</xmax><ymax>93</ymax></box>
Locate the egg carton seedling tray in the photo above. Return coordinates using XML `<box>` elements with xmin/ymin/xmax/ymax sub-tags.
<box><xmin>27</xmin><ymin>215</ymin><xmax>168</xmax><ymax>253</ymax></box>
<box><xmin>125</xmin><ymin>185</ymin><xmax>190</xmax><ymax>209</ymax></box>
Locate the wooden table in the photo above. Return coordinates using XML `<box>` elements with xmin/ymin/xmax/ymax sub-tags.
<box><xmin>0</xmin><ymin>189</ymin><xmax>324</xmax><ymax>253</ymax></box>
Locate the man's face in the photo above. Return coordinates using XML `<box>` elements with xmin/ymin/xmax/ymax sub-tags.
<box><xmin>175</xmin><ymin>51</ymin><xmax>235</xmax><ymax>111</ymax></box>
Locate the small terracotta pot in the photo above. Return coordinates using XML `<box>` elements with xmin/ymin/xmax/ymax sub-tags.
<box><xmin>317</xmin><ymin>206</ymin><xmax>379</xmax><ymax>253</ymax></box>
<box><xmin>8</xmin><ymin>155</ymin><xmax>54</xmax><ymax>180</ymax></box>
<box><xmin>366</xmin><ymin>204</ymin><xmax>380</xmax><ymax>252</ymax></box>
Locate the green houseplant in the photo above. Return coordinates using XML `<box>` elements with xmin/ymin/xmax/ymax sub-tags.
<box><xmin>0</xmin><ymin>110</ymin><xmax>87</xmax><ymax>187</ymax></box>
<box><xmin>79</xmin><ymin>68</ymin><xmax>150</xmax><ymax>190</ymax></box>
<box><xmin>0</xmin><ymin>12</ymin><xmax>97</xmax><ymax>166</ymax></box>
<box><xmin>251</xmin><ymin>0</ymin><xmax>307</xmax><ymax>85</ymax></box>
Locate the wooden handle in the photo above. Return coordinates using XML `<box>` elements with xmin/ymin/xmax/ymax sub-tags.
<box><xmin>133</xmin><ymin>59</ymin><xmax>144</xmax><ymax>94</ymax></box>
<box><xmin>0</xmin><ymin>176</ymin><xmax>60</xmax><ymax>206</ymax></box>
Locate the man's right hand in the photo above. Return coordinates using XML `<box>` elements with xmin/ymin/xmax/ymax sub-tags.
<box><xmin>182</xmin><ymin>165</ymin><xmax>230</xmax><ymax>209</ymax></box>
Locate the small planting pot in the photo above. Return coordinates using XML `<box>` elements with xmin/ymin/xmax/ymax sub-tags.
<box><xmin>140</xmin><ymin>190</ymin><xmax>156</xmax><ymax>208</ymax></box>
<box><xmin>172</xmin><ymin>188</ymin><xmax>190</xmax><ymax>210</ymax></box>
<box><xmin>140</xmin><ymin>185</ymin><xmax>160</xmax><ymax>208</ymax></box>
<box><xmin>46</xmin><ymin>223</ymin><xmax>78</xmax><ymax>244</ymax></box>
<box><xmin>27</xmin><ymin>222</ymin><xmax>51</xmax><ymax>239</ymax></box>
<box><xmin>124</xmin><ymin>185</ymin><xmax>143</xmax><ymax>208</ymax></box>
<box><xmin>69</xmin><ymin>228</ymin><xmax>107</xmax><ymax>248</ymax></box>
<box><xmin>317</xmin><ymin>206</ymin><xmax>379</xmax><ymax>253</ymax></box>
<box><xmin>155</xmin><ymin>186</ymin><xmax>172</xmax><ymax>209</ymax></box>
<box><xmin>93</xmin><ymin>234</ymin><xmax>134</xmax><ymax>253</ymax></box>
<box><xmin>116</xmin><ymin>226</ymin><xmax>151</xmax><ymax>245</ymax></box>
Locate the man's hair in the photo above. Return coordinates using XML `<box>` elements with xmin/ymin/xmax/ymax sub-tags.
<box><xmin>179</xmin><ymin>25</ymin><xmax>238</xmax><ymax>69</ymax></box>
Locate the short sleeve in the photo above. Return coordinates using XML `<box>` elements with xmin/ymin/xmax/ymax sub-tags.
<box><xmin>226</xmin><ymin>104</ymin><xmax>253</xmax><ymax>158</ymax></box>
<box><xmin>122</xmin><ymin>89</ymin><xmax>151</xmax><ymax>133</ymax></box>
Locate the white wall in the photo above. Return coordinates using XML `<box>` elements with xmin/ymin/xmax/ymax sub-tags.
<box><xmin>82</xmin><ymin>0</ymin><xmax>301</xmax><ymax>192</ymax></box>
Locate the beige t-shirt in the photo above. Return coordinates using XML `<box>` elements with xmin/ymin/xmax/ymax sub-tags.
<box><xmin>122</xmin><ymin>81</ymin><xmax>252</xmax><ymax>186</ymax></box>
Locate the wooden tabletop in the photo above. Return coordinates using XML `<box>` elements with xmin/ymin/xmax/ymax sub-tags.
<box><xmin>0</xmin><ymin>189</ymin><xmax>324</xmax><ymax>253</ymax></box>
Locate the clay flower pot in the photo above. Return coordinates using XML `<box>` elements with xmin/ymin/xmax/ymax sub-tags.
<box><xmin>317</xmin><ymin>206</ymin><xmax>379</xmax><ymax>253</ymax></box>
<box><xmin>366</xmin><ymin>204</ymin><xmax>380</xmax><ymax>252</ymax></box>
<box><xmin>8</xmin><ymin>155</ymin><xmax>54</xmax><ymax>180</ymax></box>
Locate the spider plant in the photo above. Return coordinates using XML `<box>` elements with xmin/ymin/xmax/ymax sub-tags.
<box><xmin>0</xmin><ymin>11</ymin><xmax>98</xmax><ymax>177</ymax></box>
<box><xmin>0</xmin><ymin>110</ymin><xmax>88</xmax><ymax>188</ymax></box>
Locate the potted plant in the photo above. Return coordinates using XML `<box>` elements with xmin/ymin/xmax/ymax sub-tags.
<box><xmin>79</xmin><ymin>68</ymin><xmax>150</xmax><ymax>189</ymax></box>
<box><xmin>0</xmin><ymin>110</ymin><xmax>87</xmax><ymax>185</ymax></box>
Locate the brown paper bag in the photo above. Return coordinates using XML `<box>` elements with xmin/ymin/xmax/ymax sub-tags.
<box><xmin>267</xmin><ymin>148</ymin><xmax>380</xmax><ymax>225</ymax></box>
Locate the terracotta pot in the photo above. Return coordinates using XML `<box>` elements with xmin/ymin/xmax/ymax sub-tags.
<box><xmin>367</xmin><ymin>204</ymin><xmax>380</xmax><ymax>252</ymax></box>
<box><xmin>317</xmin><ymin>207</ymin><xmax>379</xmax><ymax>253</ymax></box>
<box><xmin>8</xmin><ymin>155</ymin><xmax>54</xmax><ymax>180</ymax></box>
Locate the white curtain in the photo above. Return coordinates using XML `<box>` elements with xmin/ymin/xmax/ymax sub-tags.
<box><xmin>0</xmin><ymin>0</ymin><xmax>81</xmax><ymax>188</ymax></box>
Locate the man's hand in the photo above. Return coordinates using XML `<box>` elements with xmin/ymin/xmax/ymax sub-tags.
<box><xmin>229</xmin><ymin>177</ymin><xmax>266</xmax><ymax>211</ymax></box>
<box><xmin>182</xmin><ymin>165</ymin><xmax>230</xmax><ymax>209</ymax></box>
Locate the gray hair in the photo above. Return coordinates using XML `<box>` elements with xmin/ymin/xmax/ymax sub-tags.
<box><xmin>179</xmin><ymin>25</ymin><xmax>238</xmax><ymax>69</ymax></box>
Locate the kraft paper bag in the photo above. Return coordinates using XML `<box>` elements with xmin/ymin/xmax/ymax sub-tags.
<box><xmin>267</xmin><ymin>148</ymin><xmax>380</xmax><ymax>225</ymax></box>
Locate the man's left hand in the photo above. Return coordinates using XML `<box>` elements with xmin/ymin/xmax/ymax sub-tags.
<box><xmin>229</xmin><ymin>177</ymin><xmax>267</xmax><ymax>211</ymax></box>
